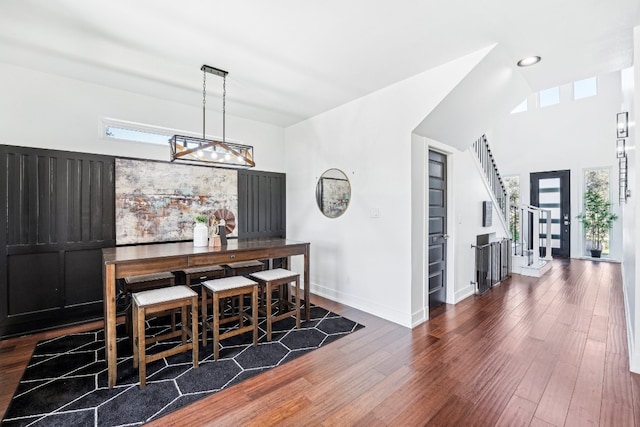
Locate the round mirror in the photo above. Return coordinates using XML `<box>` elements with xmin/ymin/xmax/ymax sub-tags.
<box><xmin>316</xmin><ymin>168</ymin><xmax>351</xmax><ymax>218</ymax></box>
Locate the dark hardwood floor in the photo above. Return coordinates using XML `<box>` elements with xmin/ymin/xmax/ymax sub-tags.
<box><xmin>1</xmin><ymin>258</ymin><xmax>639</xmax><ymax>426</ymax></box>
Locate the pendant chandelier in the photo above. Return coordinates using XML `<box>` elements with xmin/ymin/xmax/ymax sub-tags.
<box><xmin>169</xmin><ymin>65</ymin><xmax>255</xmax><ymax>168</ymax></box>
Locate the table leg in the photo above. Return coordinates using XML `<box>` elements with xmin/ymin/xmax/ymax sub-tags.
<box><xmin>103</xmin><ymin>263</ymin><xmax>117</xmax><ymax>388</ymax></box>
<box><xmin>304</xmin><ymin>245</ymin><xmax>310</xmax><ymax>321</ymax></box>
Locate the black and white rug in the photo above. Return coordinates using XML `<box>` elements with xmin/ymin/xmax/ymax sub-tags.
<box><xmin>2</xmin><ymin>304</ymin><xmax>363</xmax><ymax>426</ymax></box>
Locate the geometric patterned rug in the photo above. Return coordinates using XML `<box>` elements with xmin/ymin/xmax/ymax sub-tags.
<box><xmin>1</xmin><ymin>304</ymin><xmax>363</xmax><ymax>427</ymax></box>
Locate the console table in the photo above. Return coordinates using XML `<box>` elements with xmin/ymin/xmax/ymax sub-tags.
<box><xmin>102</xmin><ymin>238</ymin><xmax>310</xmax><ymax>388</ymax></box>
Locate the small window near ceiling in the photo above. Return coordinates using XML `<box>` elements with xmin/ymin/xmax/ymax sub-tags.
<box><xmin>539</xmin><ymin>87</ymin><xmax>560</xmax><ymax>107</ymax></box>
<box><xmin>510</xmin><ymin>99</ymin><xmax>527</xmax><ymax>114</ymax></box>
<box><xmin>104</xmin><ymin>122</ymin><xmax>172</xmax><ymax>146</ymax></box>
<box><xmin>573</xmin><ymin>77</ymin><xmax>597</xmax><ymax>100</ymax></box>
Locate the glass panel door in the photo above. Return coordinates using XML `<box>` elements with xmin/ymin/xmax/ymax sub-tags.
<box><xmin>531</xmin><ymin>170</ymin><xmax>570</xmax><ymax>258</ymax></box>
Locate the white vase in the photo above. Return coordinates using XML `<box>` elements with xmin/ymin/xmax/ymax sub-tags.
<box><xmin>193</xmin><ymin>222</ymin><xmax>209</xmax><ymax>247</ymax></box>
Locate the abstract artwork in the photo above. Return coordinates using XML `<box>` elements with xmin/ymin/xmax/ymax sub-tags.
<box><xmin>116</xmin><ymin>159</ymin><xmax>238</xmax><ymax>244</ymax></box>
<box><xmin>319</xmin><ymin>177</ymin><xmax>350</xmax><ymax>218</ymax></box>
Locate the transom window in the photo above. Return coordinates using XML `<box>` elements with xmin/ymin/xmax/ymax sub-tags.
<box><xmin>510</xmin><ymin>99</ymin><xmax>528</xmax><ymax>114</ymax></box>
<box><xmin>573</xmin><ymin>77</ymin><xmax>597</xmax><ymax>100</ymax></box>
<box><xmin>539</xmin><ymin>87</ymin><xmax>560</xmax><ymax>107</ymax></box>
<box><xmin>105</xmin><ymin>123</ymin><xmax>172</xmax><ymax>145</ymax></box>
<box><xmin>509</xmin><ymin>76</ymin><xmax>599</xmax><ymax>115</ymax></box>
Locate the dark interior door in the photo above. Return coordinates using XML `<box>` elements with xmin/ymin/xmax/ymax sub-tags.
<box><xmin>428</xmin><ymin>150</ymin><xmax>447</xmax><ymax>309</ymax></box>
<box><xmin>530</xmin><ymin>170</ymin><xmax>571</xmax><ymax>258</ymax></box>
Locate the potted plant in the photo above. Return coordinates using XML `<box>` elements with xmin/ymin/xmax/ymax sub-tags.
<box><xmin>576</xmin><ymin>188</ymin><xmax>617</xmax><ymax>258</ymax></box>
<box><xmin>195</xmin><ymin>214</ymin><xmax>208</xmax><ymax>224</ymax></box>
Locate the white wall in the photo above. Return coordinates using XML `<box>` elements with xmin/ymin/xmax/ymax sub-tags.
<box><xmin>285</xmin><ymin>48</ymin><xmax>491</xmax><ymax>327</ymax></box>
<box><xmin>490</xmin><ymin>71</ymin><xmax>624</xmax><ymax>261</ymax></box>
<box><xmin>0</xmin><ymin>62</ymin><xmax>285</xmax><ymax>172</ymax></box>
<box><xmin>622</xmin><ymin>26</ymin><xmax>639</xmax><ymax>373</ymax></box>
<box><xmin>415</xmin><ymin>44</ymin><xmax>531</xmax><ymax>151</ymax></box>
<box><xmin>410</xmin><ymin>133</ymin><xmax>428</xmax><ymax>324</ymax></box>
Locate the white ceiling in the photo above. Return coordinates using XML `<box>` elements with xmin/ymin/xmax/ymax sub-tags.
<box><xmin>0</xmin><ymin>0</ymin><xmax>638</xmax><ymax>127</ymax></box>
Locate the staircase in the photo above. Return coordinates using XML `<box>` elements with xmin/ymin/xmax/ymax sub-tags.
<box><xmin>472</xmin><ymin>135</ymin><xmax>508</xmax><ymax>223</ymax></box>
<box><xmin>471</xmin><ymin>135</ymin><xmax>551</xmax><ymax>277</ymax></box>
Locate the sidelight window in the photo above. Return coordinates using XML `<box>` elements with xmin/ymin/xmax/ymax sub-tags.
<box><xmin>504</xmin><ymin>175</ymin><xmax>520</xmax><ymax>241</ymax></box>
<box><xmin>582</xmin><ymin>168</ymin><xmax>611</xmax><ymax>256</ymax></box>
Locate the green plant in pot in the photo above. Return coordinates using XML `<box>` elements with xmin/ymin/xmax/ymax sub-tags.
<box><xmin>195</xmin><ymin>214</ymin><xmax>208</xmax><ymax>224</ymax></box>
<box><xmin>576</xmin><ymin>188</ymin><xmax>617</xmax><ymax>258</ymax></box>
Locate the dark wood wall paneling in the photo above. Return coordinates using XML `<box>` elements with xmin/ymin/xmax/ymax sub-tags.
<box><xmin>0</xmin><ymin>146</ymin><xmax>115</xmax><ymax>338</ymax></box>
<box><xmin>0</xmin><ymin>147</ymin><xmax>286</xmax><ymax>338</ymax></box>
<box><xmin>238</xmin><ymin>170</ymin><xmax>286</xmax><ymax>239</ymax></box>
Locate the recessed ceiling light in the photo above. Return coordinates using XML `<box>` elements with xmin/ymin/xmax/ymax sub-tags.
<box><xmin>517</xmin><ymin>56</ymin><xmax>541</xmax><ymax>67</ymax></box>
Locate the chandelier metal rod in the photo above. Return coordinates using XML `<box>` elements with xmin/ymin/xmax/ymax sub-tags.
<box><xmin>200</xmin><ymin>65</ymin><xmax>228</xmax><ymax>141</ymax></box>
<box><xmin>201</xmin><ymin>65</ymin><xmax>228</xmax><ymax>78</ymax></box>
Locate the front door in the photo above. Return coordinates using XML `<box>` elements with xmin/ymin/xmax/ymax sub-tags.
<box><xmin>530</xmin><ymin>170</ymin><xmax>571</xmax><ymax>258</ymax></box>
<box><xmin>428</xmin><ymin>150</ymin><xmax>447</xmax><ymax>309</ymax></box>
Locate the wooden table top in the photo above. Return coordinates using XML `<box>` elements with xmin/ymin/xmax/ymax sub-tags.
<box><xmin>102</xmin><ymin>238</ymin><xmax>309</xmax><ymax>264</ymax></box>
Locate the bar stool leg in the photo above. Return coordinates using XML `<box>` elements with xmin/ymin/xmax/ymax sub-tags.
<box><xmin>213</xmin><ymin>290</ymin><xmax>221</xmax><ymax>360</ymax></box>
<box><xmin>294</xmin><ymin>277</ymin><xmax>301</xmax><ymax>329</ymax></box>
<box><xmin>201</xmin><ymin>286</ymin><xmax>208</xmax><ymax>347</ymax></box>
<box><xmin>180</xmin><ymin>303</ymin><xmax>187</xmax><ymax>345</ymax></box>
<box><xmin>266</xmin><ymin>282</ymin><xmax>273</xmax><ymax>341</ymax></box>
<box><xmin>239</xmin><ymin>294</ymin><xmax>245</xmax><ymax>328</ymax></box>
<box><xmin>132</xmin><ymin>302</ymin><xmax>139</xmax><ymax>369</ymax></box>
<box><xmin>137</xmin><ymin>306</ymin><xmax>147</xmax><ymax>388</ymax></box>
<box><xmin>252</xmin><ymin>286</ymin><xmax>258</xmax><ymax>346</ymax></box>
<box><xmin>191</xmin><ymin>295</ymin><xmax>199</xmax><ymax>368</ymax></box>
<box><xmin>277</xmin><ymin>284</ymin><xmax>283</xmax><ymax>316</ymax></box>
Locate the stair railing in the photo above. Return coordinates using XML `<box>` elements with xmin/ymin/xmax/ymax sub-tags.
<box><xmin>516</xmin><ymin>204</ymin><xmax>553</xmax><ymax>266</ymax></box>
<box><xmin>472</xmin><ymin>135</ymin><xmax>509</xmax><ymax>227</ymax></box>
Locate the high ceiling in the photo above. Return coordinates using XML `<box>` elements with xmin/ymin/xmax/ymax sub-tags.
<box><xmin>0</xmin><ymin>0</ymin><xmax>638</xmax><ymax>127</ymax></box>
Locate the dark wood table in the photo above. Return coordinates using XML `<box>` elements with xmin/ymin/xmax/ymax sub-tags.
<box><xmin>102</xmin><ymin>238</ymin><xmax>310</xmax><ymax>388</ymax></box>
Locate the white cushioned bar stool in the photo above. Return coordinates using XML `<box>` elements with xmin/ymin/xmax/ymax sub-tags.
<box><xmin>201</xmin><ymin>276</ymin><xmax>259</xmax><ymax>360</ymax></box>
<box><xmin>124</xmin><ymin>272</ymin><xmax>176</xmax><ymax>342</ymax></box>
<box><xmin>132</xmin><ymin>285</ymin><xmax>198</xmax><ymax>388</ymax></box>
<box><xmin>182</xmin><ymin>265</ymin><xmax>226</xmax><ymax>288</ymax></box>
<box><xmin>125</xmin><ymin>271</ymin><xmax>176</xmax><ymax>289</ymax></box>
<box><xmin>249</xmin><ymin>268</ymin><xmax>300</xmax><ymax>341</ymax></box>
<box><xmin>224</xmin><ymin>260</ymin><xmax>265</xmax><ymax>277</ymax></box>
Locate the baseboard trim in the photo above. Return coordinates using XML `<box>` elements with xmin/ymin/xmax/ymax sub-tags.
<box><xmin>621</xmin><ymin>270</ymin><xmax>640</xmax><ymax>373</ymax></box>
<box><xmin>309</xmin><ymin>282</ymin><xmax>411</xmax><ymax>328</ymax></box>
<box><xmin>455</xmin><ymin>283</ymin><xmax>475</xmax><ymax>303</ymax></box>
<box><xmin>412</xmin><ymin>308</ymin><xmax>428</xmax><ymax>327</ymax></box>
